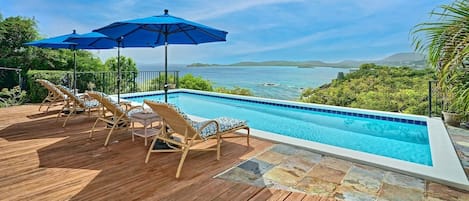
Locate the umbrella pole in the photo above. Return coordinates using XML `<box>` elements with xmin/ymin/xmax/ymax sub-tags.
<box><xmin>117</xmin><ymin>40</ymin><xmax>121</xmax><ymax>104</ymax></box>
<box><xmin>164</xmin><ymin>35</ymin><xmax>168</xmax><ymax>102</ymax></box>
<box><xmin>73</xmin><ymin>47</ymin><xmax>77</xmax><ymax>95</ymax></box>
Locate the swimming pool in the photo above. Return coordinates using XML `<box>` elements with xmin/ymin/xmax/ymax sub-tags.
<box><xmin>128</xmin><ymin>91</ymin><xmax>431</xmax><ymax>165</ymax></box>
<box><xmin>123</xmin><ymin>89</ymin><xmax>468</xmax><ymax>189</ymax></box>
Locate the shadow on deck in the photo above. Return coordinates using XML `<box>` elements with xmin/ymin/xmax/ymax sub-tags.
<box><xmin>0</xmin><ymin>104</ymin><xmax>331</xmax><ymax>200</ymax></box>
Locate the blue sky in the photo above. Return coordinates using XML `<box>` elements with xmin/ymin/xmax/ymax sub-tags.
<box><xmin>2</xmin><ymin>0</ymin><xmax>452</xmax><ymax>65</ymax></box>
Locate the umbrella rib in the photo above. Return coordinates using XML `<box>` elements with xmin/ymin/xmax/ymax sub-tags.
<box><xmin>141</xmin><ymin>24</ymin><xmax>164</xmax><ymax>33</ymax></box>
<box><xmin>140</xmin><ymin>24</ymin><xmax>167</xmax><ymax>46</ymax></box>
<box><xmin>156</xmin><ymin>27</ymin><xmax>163</xmax><ymax>44</ymax></box>
<box><xmin>172</xmin><ymin>23</ymin><xmax>226</xmax><ymax>41</ymax></box>
<box><xmin>169</xmin><ymin>24</ymin><xmax>196</xmax><ymax>34</ymax></box>
<box><xmin>88</xmin><ymin>38</ymin><xmax>102</xmax><ymax>48</ymax></box>
<box><xmin>194</xmin><ymin>27</ymin><xmax>227</xmax><ymax>41</ymax></box>
<box><xmin>176</xmin><ymin>24</ymin><xmax>198</xmax><ymax>44</ymax></box>
<box><xmin>114</xmin><ymin>24</ymin><xmax>155</xmax><ymax>47</ymax></box>
<box><xmin>122</xmin><ymin>25</ymin><xmax>144</xmax><ymax>38</ymax></box>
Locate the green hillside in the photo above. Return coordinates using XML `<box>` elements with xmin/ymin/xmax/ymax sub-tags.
<box><xmin>187</xmin><ymin>52</ymin><xmax>426</xmax><ymax>68</ymax></box>
<box><xmin>300</xmin><ymin>63</ymin><xmax>435</xmax><ymax>115</ymax></box>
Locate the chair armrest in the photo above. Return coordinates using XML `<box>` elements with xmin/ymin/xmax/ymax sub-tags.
<box><xmin>196</xmin><ymin>120</ymin><xmax>220</xmax><ymax>133</ymax></box>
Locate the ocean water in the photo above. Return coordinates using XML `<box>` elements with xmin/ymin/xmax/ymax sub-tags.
<box><xmin>138</xmin><ymin>64</ymin><xmax>349</xmax><ymax>100</ymax></box>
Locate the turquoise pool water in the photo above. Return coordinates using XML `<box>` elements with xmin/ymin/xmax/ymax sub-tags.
<box><xmin>127</xmin><ymin>91</ymin><xmax>432</xmax><ymax>166</ymax></box>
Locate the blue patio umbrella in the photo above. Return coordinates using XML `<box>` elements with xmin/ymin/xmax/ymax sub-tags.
<box><xmin>93</xmin><ymin>9</ymin><xmax>228</xmax><ymax>102</ymax></box>
<box><xmin>63</xmin><ymin>32</ymin><xmax>129</xmax><ymax>102</ymax></box>
<box><xmin>65</xmin><ymin>31</ymin><xmax>167</xmax><ymax>103</ymax></box>
<box><xmin>25</xmin><ymin>30</ymin><xmax>114</xmax><ymax>94</ymax></box>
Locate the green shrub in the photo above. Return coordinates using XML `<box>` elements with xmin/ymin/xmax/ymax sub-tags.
<box><xmin>26</xmin><ymin>70</ymin><xmax>68</xmax><ymax>103</ymax></box>
<box><xmin>143</xmin><ymin>74</ymin><xmax>253</xmax><ymax>97</ymax></box>
<box><xmin>300</xmin><ymin>64</ymin><xmax>435</xmax><ymax>115</ymax></box>
<box><xmin>179</xmin><ymin>74</ymin><xmax>213</xmax><ymax>91</ymax></box>
<box><xmin>215</xmin><ymin>87</ymin><xmax>252</xmax><ymax>96</ymax></box>
<box><xmin>0</xmin><ymin>86</ymin><xmax>27</xmax><ymax>107</ymax></box>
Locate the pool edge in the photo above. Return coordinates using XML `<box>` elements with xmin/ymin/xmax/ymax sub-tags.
<box><xmin>121</xmin><ymin>89</ymin><xmax>469</xmax><ymax>190</ymax></box>
<box><xmin>246</xmin><ymin>119</ymin><xmax>469</xmax><ymax>191</ymax></box>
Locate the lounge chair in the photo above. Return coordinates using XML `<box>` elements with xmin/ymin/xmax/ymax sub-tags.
<box><xmin>55</xmin><ymin>85</ymin><xmax>100</xmax><ymax>127</ymax></box>
<box><xmin>143</xmin><ymin>100</ymin><xmax>250</xmax><ymax>178</ymax></box>
<box><xmin>87</xmin><ymin>91</ymin><xmax>145</xmax><ymax>146</ymax></box>
<box><xmin>36</xmin><ymin>79</ymin><xmax>67</xmax><ymax>113</ymax></box>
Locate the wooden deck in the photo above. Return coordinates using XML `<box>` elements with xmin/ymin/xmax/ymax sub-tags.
<box><xmin>0</xmin><ymin>104</ymin><xmax>334</xmax><ymax>201</ymax></box>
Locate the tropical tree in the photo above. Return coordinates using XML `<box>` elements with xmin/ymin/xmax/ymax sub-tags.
<box><xmin>104</xmin><ymin>56</ymin><xmax>138</xmax><ymax>93</ymax></box>
<box><xmin>0</xmin><ymin>15</ymin><xmax>38</xmax><ymax>88</ymax></box>
<box><xmin>300</xmin><ymin>64</ymin><xmax>434</xmax><ymax>115</ymax></box>
<box><xmin>412</xmin><ymin>0</ymin><xmax>469</xmax><ymax>112</ymax></box>
<box><xmin>412</xmin><ymin>0</ymin><xmax>469</xmax><ymax>74</ymax></box>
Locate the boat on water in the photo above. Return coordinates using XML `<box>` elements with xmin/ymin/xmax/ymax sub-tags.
<box><xmin>263</xmin><ymin>82</ymin><xmax>279</xmax><ymax>86</ymax></box>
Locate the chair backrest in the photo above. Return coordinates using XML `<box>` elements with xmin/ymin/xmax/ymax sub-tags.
<box><xmin>36</xmin><ymin>79</ymin><xmax>66</xmax><ymax>98</ymax></box>
<box><xmin>87</xmin><ymin>91</ymin><xmax>126</xmax><ymax>119</ymax></box>
<box><xmin>144</xmin><ymin>100</ymin><xmax>198</xmax><ymax>138</ymax></box>
<box><xmin>56</xmin><ymin>85</ymin><xmax>85</xmax><ymax>108</ymax></box>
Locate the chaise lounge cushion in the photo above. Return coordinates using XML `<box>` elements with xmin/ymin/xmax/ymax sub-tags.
<box><xmin>193</xmin><ymin>117</ymin><xmax>247</xmax><ymax>139</ymax></box>
<box><xmin>163</xmin><ymin>102</ymin><xmax>247</xmax><ymax>139</ymax></box>
<box><xmin>93</xmin><ymin>91</ymin><xmax>143</xmax><ymax>116</ymax></box>
<box><xmin>56</xmin><ymin>85</ymin><xmax>100</xmax><ymax>108</ymax></box>
<box><xmin>215</xmin><ymin>117</ymin><xmax>247</xmax><ymax>132</ymax></box>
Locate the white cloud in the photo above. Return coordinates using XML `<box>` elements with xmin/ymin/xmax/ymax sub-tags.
<box><xmin>226</xmin><ymin>17</ymin><xmax>383</xmax><ymax>56</ymax></box>
<box><xmin>5</xmin><ymin>0</ymin><xmax>446</xmax><ymax>63</ymax></box>
<box><xmin>188</xmin><ymin>0</ymin><xmax>304</xmax><ymax>21</ymax></box>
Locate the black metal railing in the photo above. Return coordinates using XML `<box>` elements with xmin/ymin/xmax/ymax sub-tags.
<box><xmin>37</xmin><ymin>70</ymin><xmax>179</xmax><ymax>95</ymax></box>
<box><xmin>428</xmin><ymin>80</ymin><xmax>443</xmax><ymax>117</ymax></box>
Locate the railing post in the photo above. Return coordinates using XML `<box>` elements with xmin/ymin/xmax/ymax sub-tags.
<box><xmin>158</xmin><ymin>71</ymin><xmax>162</xmax><ymax>90</ymax></box>
<box><xmin>133</xmin><ymin>71</ymin><xmax>137</xmax><ymax>93</ymax></box>
<box><xmin>101</xmin><ymin>73</ymin><xmax>105</xmax><ymax>93</ymax></box>
<box><xmin>176</xmin><ymin>71</ymin><xmax>179</xmax><ymax>88</ymax></box>
<box><xmin>428</xmin><ymin>80</ymin><xmax>432</xmax><ymax>117</ymax></box>
<box><xmin>17</xmin><ymin>69</ymin><xmax>22</xmax><ymax>90</ymax></box>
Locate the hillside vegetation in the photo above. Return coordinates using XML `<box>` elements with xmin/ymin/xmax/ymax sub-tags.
<box><xmin>300</xmin><ymin>63</ymin><xmax>435</xmax><ymax>115</ymax></box>
<box><xmin>187</xmin><ymin>52</ymin><xmax>426</xmax><ymax>68</ymax></box>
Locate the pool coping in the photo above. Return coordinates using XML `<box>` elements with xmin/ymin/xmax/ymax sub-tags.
<box><xmin>119</xmin><ymin>89</ymin><xmax>469</xmax><ymax>190</ymax></box>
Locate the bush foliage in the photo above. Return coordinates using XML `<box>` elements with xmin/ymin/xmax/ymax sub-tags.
<box><xmin>214</xmin><ymin>87</ymin><xmax>253</xmax><ymax>96</ymax></box>
<box><xmin>144</xmin><ymin>73</ymin><xmax>253</xmax><ymax>96</ymax></box>
<box><xmin>300</xmin><ymin>64</ymin><xmax>435</xmax><ymax>115</ymax></box>
<box><xmin>179</xmin><ymin>74</ymin><xmax>213</xmax><ymax>91</ymax></box>
<box><xmin>26</xmin><ymin>70</ymin><xmax>69</xmax><ymax>102</ymax></box>
<box><xmin>0</xmin><ymin>86</ymin><xmax>27</xmax><ymax>108</ymax></box>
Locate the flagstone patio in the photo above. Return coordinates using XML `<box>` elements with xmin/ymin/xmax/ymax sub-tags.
<box><xmin>216</xmin><ymin>129</ymin><xmax>469</xmax><ymax>201</ymax></box>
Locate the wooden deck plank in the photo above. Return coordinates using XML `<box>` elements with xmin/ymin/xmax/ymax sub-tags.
<box><xmin>210</xmin><ymin>183</ymin><xmax>264</xmax><ymax>201</ymax></box>
<box><xmin>284</xmin><ymin>191</ymin><xmax>307</xmax><ymax>200</ymax></box>
<box><xmin>158</xmin><ymin>179</ymin><xmax>236</xmax><ymax>201</ymax></box>
<box><xmin>247</xmin><ymin>188</ymin><xmax>292</xmax><ymax>201</ymax></box>
<box><xmin>0</xmin><ymin>104</ymin><xmax>279</xmax><ymax>200</ymax></box>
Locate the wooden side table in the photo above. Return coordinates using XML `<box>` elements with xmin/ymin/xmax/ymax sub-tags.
<box><xmin>130</xmin><ymin>111</ymin><xmax>161</xmax><ymax>146</ymax></box>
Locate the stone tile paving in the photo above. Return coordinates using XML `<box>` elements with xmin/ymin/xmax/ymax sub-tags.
<box><xmin>215</xmin><ymin>141</ymin><xmax>469</xmax><ymax>201</ymax></box>
<box><xmin>447</xmin><ymin>125</ymin><xmax>469</xmax><ymax>178</ymax></box>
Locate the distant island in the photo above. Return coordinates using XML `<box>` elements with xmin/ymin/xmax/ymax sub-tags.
<box><xmin>187</xmin><ymin>52</ymin><xmax>426</xmax><ymax>68</ymax></box>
